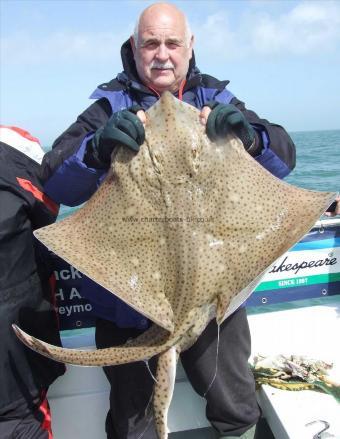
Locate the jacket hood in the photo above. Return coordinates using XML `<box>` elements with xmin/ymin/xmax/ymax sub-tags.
<box><xmin>0</xmin><ymin>126</ymin><xmax>44</xmax><ymax>164</ymax></box>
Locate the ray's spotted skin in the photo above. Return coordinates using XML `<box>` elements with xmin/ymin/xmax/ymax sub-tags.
<box><xmin>15</xmin><ymin>93</ymin><xmax>337</xmax><ymax>439</ymax></box>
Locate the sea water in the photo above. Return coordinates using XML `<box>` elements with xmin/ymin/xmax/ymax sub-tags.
<box><xmin>286</xmin><ymin>129</ymin><xmax>340</xmax><ymax>192</ymax></box>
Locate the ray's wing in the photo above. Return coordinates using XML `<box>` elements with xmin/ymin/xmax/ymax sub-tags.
<box><xmin>195</xmin><ymin>134</ymin><xmax>336</xmax><ymax>321</ymax></box>
<box><xmin>35</xmin><ymin>142</ymin><xmax>176</xmax><ymax>331</ymax></box>
<box><xmin>33</xmin><ymin>93</ymin><xmax>211</xmax><ymax>330</ymax></box>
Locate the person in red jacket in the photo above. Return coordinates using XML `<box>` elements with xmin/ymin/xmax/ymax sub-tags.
<box><xmin>0</xmin><ymin>126</ymin><xmax>65</xmax><ymax>438</ymax></box>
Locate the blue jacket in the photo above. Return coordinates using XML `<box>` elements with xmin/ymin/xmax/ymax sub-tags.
<box><xmin>42</xmin><ymin>40</ymin><xmax>296</xmax><ymax>329</ymax></box>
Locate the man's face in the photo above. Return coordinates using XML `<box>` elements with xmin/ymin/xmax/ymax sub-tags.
<box><xmin>131</xmin><ymin>18</ymin><xmax>193</xmax><ymax>94</ymax></box>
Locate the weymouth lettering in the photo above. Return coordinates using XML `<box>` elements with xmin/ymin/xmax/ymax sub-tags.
<box><xmin>269</xmin><ymin>255</ymin><xmax>337</xmax><ymax>275</ymax></box>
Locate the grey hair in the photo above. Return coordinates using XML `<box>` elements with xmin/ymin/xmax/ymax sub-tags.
<box><xmin>132</xmin><ymin>14</ymin><xmax>192</xmax><ymax>47</ymax></box>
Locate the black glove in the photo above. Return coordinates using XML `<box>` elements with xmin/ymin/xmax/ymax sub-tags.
<box><xmin>205</xmin><ymin>101</ymin><xmax>261</xmax><ymax>156</ymax></box>
<box><xmin>84</xmin><ymin>106</ymin><xmax>145</xmax><ymax>169</ymax></box>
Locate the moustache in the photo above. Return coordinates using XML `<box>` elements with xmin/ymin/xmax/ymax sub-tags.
<box><xmin>150</xmin><ymin>61</ymin><xmax>174</xmax><ymax>70</ymax></box>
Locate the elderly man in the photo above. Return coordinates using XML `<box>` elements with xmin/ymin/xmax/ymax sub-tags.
<box><xmin>42</xmin><ymin>3</ymin><xmax>296</xmax><ymax>439</ymax></box>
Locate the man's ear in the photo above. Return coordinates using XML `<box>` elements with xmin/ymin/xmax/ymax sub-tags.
<box><xmin>130</xmin><ymin>36</ymin><xmax>136</xmax><ymax>56</ymax></box>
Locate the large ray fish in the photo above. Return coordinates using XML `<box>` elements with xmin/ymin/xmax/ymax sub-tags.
<box><xmin>13</xmin><ymin>92</ymin><xmax>336</xmax><ymax>438</ymax></box>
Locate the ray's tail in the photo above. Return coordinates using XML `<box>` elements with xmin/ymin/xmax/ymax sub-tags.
<box><xmin>153</xmin><ymin>346</ymin><xmax>179</xmax><ymax>439</ymax></box>
<box><xmin>12</xmin><ymin>308</ymin><xmax>201</xmax><ymax>367</ymax></box>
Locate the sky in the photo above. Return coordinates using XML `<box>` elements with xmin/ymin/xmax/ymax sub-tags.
<box><xmin>1</xmin><ymin>0</ymin><xmax>340</xmax><ymax>145</ymax></box>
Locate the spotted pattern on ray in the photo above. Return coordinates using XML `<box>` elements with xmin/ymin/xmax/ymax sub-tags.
<box><xmin>14</xmin><ymin>92</ymin><xmax>337</xmax><ymax>439</ymax></box>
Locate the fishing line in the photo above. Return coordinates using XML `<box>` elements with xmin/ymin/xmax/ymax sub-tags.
<box><xmin>144</xmin><ymin>359</ymin><xmax>158</xmax><ymax>383</ymax></box>
<box><xmin>203</xmin><ymin>322</ymin><xmax>220</xmax><ymax>398</ymax></box>
<box><xmin>137</xmin><ymin>391</ymin><xmax>154</xmax><ymax>439</ymax></box>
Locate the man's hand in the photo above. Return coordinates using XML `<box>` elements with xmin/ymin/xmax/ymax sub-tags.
<box><xmin>200</xmin><ymin>102</ymin><xmax>261</xmax><ymax>156</ymax></box>
<box><xmin>325</xmin><ymin>196</ymin><xmax>340</xmax><ymax>217</ymax></box>
<box><xmin>85</xmin><ymin>107</ymin><xmax>145</xmax><ymax>169</ymax></box>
